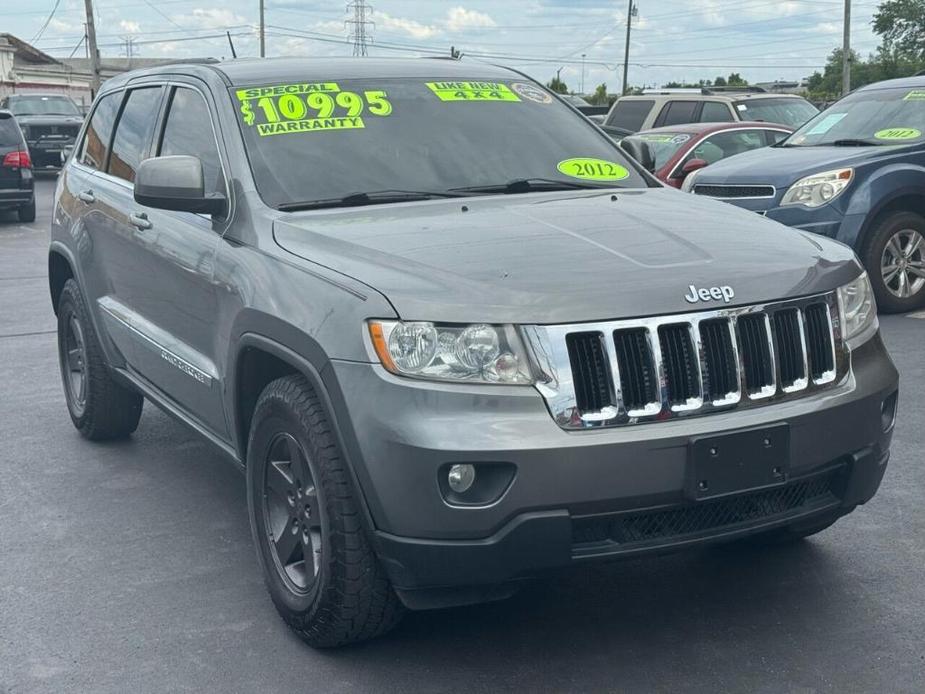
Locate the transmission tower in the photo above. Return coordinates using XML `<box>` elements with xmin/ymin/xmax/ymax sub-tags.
<box><xmin>346</xmin><ymin>1</ymin><xmax>374</xmax><ymax>56</ymax></box>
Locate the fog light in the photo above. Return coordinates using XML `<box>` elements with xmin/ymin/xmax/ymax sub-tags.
<box><xmin>447</xmin><ymin>464</ymin><xmax>476</xmax><ymax>493</ymax></box>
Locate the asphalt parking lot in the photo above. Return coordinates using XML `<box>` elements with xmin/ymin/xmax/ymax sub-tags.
<box><xmin>1</xmin><ymin>177</ymin><xmax>923</xmax><ymax>693</ymax></box>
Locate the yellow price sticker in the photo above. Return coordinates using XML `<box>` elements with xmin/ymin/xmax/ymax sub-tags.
<box><xmin>874</xmin><ymin>127</ymin><xmax>922</xmax><ymax>141</ymax></box>
<box><xmin>236</xmin><ymin>83</ymin><xmax>392</xmax><ymax>136</ymax></box>
<box><xmin>904</xmin><ymin>90</ymin><xmax>925</xmax><ymax>101</ymax></box>
<box><xmin>426</xmin><ymin>81</ymin><xmax>520</xmax><ymax>102</ymax></box>
<box><xmin>557</xmin><ymin>158</ymin><xmax>631</xmax><ymax>181</ymax></box>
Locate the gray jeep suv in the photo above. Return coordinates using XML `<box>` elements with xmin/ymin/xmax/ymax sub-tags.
<box><xmin>49</xmin><ymin>58</ymin><xmax>898</xmax><ymax>647</ymax></box>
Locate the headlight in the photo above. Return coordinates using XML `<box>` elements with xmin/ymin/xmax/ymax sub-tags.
<box><xmin>781</xmin><ymin>168</ymin><xmax>853</xmax><ymax>208</ymax></box>
<box><xmin>837</xmin><ymin>272</ymin><xmax>877</xmax><ymax>344</ymax></box>
<box><xmin>368</xmin><ymin>321</ymin><xmax>535</xmax><ymax>384</ymax></box>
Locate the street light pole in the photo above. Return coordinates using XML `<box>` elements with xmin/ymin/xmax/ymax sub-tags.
<box><xmin>841</xmin><ymin>0</ymin><xmax>851</xmax><ymax>96</ymax></box>
<box><xmin>259</xmin><ymin>0</ymin><xmax>266</xmax><ymax>57</ymax></box>
<box><xmin>581</xmin><ymin>53</ymin><xmax>586</xmax><ymax>94</ymax></box>
<box><xmin>622</xmin><ymin>0</ymin><xmax>636</xmax><ymax>96</ymax></box>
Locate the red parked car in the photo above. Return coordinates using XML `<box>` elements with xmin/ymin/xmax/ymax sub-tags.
<box><xmin>621</xmin><ymin>121</ymin><xmax>793</xmax><ymax>188</ymax></box>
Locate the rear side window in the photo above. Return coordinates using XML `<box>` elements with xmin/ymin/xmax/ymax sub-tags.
<box><xmin>657</xmin><ymin>101</ymin><xmax>698</xmax><ymax>127</ymax></box>
<box><xmin>606</xmin><ymin>99</ymin><xmax>654</xmax><ymax>131</ymax></box>
<box><xmin>700</xmin><ymin>101</ymin><xmax>732</xmax><ymax>123</ymax></box>
<box><xmin>107</xmin><ymin>87</ymin><xmax>162</xmax><ymax>183</ymax></box>
<box><xmin>157</xmin><ymin>87</ymin><xmax>224</xmax><ymax>196</ymax></box>
<box><xmin>79</xmin><ymin>92</ymin><xmax>121</xmax><ymax>171</ymax></box>
<box><xmin>0</xmin><ymin>114</ymin><xmax>22</xmax><ymax>147</ymax></box>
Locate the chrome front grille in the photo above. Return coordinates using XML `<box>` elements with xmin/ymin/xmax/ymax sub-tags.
<box><xmin>524</xmin><ymin>292</ymin><xmax>845</xmax><ymax>429</ymax></box>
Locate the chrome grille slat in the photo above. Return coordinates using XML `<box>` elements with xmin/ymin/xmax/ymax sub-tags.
<box><xmin>529</xmin><ymin>291</ymin><xmax>847</xmax><ymax>429</ymax></box>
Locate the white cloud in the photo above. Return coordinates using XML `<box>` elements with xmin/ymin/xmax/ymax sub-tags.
<box><xmin>119</xmin><ymin>20</ymin><xmax>141</xmax><ymax>34</ymax></box>
<box><xmin>173</xmin><ymin>8</ymin><xmax>248</xmax><ymax>30</ymax></box>
<box><xmin>445</xmin><ymin>7</ymin><xmax>496</xmax><ymax>32</ymax></box>
<box><xmin>376</xmin><ymin>12</ymin><xmax>440</xmax><ymax>40</ymax></box>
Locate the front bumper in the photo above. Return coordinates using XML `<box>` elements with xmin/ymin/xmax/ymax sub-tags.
<box><xmin>724</xmin><ymin>197</ymin><xmax>866</xmax><ymax>247</ymax></box>
<box><xmin>323</xmin><ymin>333</ymin><xmax>897</xmax><ymax>600</ymax></box>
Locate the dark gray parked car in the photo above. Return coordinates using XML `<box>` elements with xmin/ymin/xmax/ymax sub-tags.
<box><xmin>49</xmin><ymin>58</ymin><xmax>898</xmax><ymax>647</ymax></box>
<box><xmin>1</xmin><ymin>93</ymin><xmax>83</xmax><ymax>169</ymax></box>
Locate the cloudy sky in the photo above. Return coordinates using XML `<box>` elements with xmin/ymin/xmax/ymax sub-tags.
<box><xmin>7</xmin><ymin>0</ymin><xmax>885</xmax><ymax>91</ymax></box>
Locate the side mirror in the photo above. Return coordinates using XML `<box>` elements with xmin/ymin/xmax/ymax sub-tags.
<box><xmin>680</xmin><ymin>158</ymin><xmax>709</xmax><ymax>177</ymax></box>
<box><xmin>134</xmin><ymin>155</ymin><xmax>225</xmax><ymax>215</ymax></box>
<box><xmin>619</xmin><ymin>138</ymin><xmax>655</xmax><ymax>172</ymax></box>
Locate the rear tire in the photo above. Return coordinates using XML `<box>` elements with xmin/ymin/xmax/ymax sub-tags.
<box><xmin>861</xmin><ymin>210</ymin><xmax>925</xmax><ymax>313</ymax></box>
<box><xmin>246</xmin><ymin>374</ymin><xmax>403</xmax><ymax>648</ymax></box>
<box><xmin>56</xmin><ymin>279</ymin><xmax>143</xmax><ymax>440</ymax></box>
<box><xmin>17</xmin><ymin>198</ymin><xmax>35</xmax><ymax>223</ymax></box>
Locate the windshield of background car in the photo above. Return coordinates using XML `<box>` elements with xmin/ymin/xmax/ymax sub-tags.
<box><xmin>232</xmin><ymin>78</ymin><xmax>647</xmax><ymax>208</ymax></box>
<box><xmin>8</xmin><ymin>96</ymin><xmax>81</xmax><ymax>116</ymax></box>
<box><xmin>786</xmin><ymin>87</ymin><xmax>925</xmax><ymax>146</ymax></box>
<box><xmin>623</xmin><ymin>132</ymin><xmax>691</xmax><ymax>169</ymax></box>
<box><xmin>734</xmin><ymin>97</ymin><xmax>817</xmax><ymax>128</ymax></box>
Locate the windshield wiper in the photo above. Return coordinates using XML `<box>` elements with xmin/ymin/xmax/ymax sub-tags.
<box><xmin>449</xmin><ymin>177</ymin><xmax>608</xmax><ymax>195</ymax></box>
<box><xmin>277</xmin><ymin>189</ymin><xmax>468</xmax><ymax>211</ymax></box>
<box><xmin>828</xmin><ymin>139</ymin><xmax>880</xmax><ymax>147</ymax></box>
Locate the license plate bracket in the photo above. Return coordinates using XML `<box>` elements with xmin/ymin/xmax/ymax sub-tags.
<box><xmin>687</xmin><ymin>424</ymin><xmax>790</xmax><ymax>500</ymax></box>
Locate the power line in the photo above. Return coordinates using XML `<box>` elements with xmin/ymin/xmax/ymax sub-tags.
<box><xmin>31</xmin><ymin>0</ymin><xmax>62</xmax><ymax>43</ymax></box>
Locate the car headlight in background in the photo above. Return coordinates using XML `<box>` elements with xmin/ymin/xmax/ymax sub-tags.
<box><xmin>368</xmin><ymin>321</ymin><xmax>535</xmax><ymax>384</ymax></box>
<box><xmin>837</xmin><ymin>272</ymin><xmax>877</xmax><ymax>344</ymax></box>
<box><xmin>781</xmin><ymin>168</ymin><xmax>853</xmax><ymax>208</ymax></box>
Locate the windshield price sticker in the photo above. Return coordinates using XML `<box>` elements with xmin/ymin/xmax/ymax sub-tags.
<box><xmin>557</xmin><ymin>158</ymin><xmax>630</xmax><ymax>181</ymax></box>
<box><xmin>236</xmin><ymin>83</ymin><xmax>393</xmax><ymax>136</ymax></box>
<box><xmin>806</xmin><ymin>113</ymin><xmax>847</xmax><ymax>135</ymax></box>
<box><xmin>426</xmin><ymin>82</ymin><xmax>521</xmax><ymax>102</ymax></box>
<box><xmin>874</xmin><ymin>127</ymin><xmax>922</xmax><ymax>141</ymax></box>
<box><xmin>904</xmin><ymin>90</ymin><xmax>925</xmax><ymax>101</ymax></box>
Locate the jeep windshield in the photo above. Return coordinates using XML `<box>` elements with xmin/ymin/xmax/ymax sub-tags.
<box><xmin>7</xmin><ymin>95</ymin><xmax>81</xmax><ymax>116</ymax></box>
<box><xmin>732</xmin><ymin>97</ymin><xmax>817</xmax><ymax>128</ymax></box>
<box><xmin>232</xmin><ymin>78</ymin><xmax>647</xmax><ymax>210</ymax></box>
<box><xmin>783</xmin><ymin>87</ymin><xmax>925</xmax><ymax>147</ymax></box>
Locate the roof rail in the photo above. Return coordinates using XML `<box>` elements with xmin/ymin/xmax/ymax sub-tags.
<box><xmin>641</xmin><ymin>88</ymin><xmax>701</xmax><ymax>95</ymax></box>
<box><xmin>701</xmin><ymin>86</ymin><xmax>767</xmax><ymax>95</ymax></box>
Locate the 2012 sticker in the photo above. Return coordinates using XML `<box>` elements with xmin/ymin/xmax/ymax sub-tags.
<box><xmin>874</xmin><ymin>127</ymin><xmax>922</xmax><ymax>141</ymax></box>
<box><xmin>235</xmin><ymin>83</ymin><xmax>393</xmax><ymax>136</ymax></box>
<box><xmin>557</xmin><ymin>158</ymin><xmax>630</xmax><ymax>181</ymax></box>
<box><xmin>425</xmin><ymin>82</ymin><xmax>520</xmax><ymax>102</ymax></box>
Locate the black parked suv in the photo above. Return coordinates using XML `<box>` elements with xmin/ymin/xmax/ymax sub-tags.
<box><xmin>0</xmin><ymin>110</ymin><xmax>35</xmax><ymax>222</ymax></box>
<box><xmin>1</xmin><ymin>93</ymin><xmax>83</xmax><ymax>169</ymax></box>
<box><xmin>50</xmin><ymin>58</ymin><xmax>898</xmax><ymax>647</ymax></box>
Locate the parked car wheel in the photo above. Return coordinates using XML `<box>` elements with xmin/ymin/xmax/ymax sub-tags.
<box><xmin>17</xmin><ymin>198</ymin><xmax>35</xmax><ymax>223</ymax></box>
<box><xmin>56</xmin><ymin>279</ymin><xmax>143</xmax><ymax>439</ymax></box>
<box><xmin>862</xmin><ymin>210</ymin><xmax>925</xmax><ymax>313</ymax></box>
<box><xmin>246</xmin><ymin>374</ymin><xmax>403</xmax><ymax>648</ymax></box>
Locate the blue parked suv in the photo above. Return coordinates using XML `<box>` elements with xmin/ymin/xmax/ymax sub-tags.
<box><xmin>685</xmin><ymin>76</ymin><xmax>925</xmax><ymax>313</ymax></box>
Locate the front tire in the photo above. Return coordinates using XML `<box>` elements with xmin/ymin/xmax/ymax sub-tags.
<box><xmin>246</xmin><ymin>374</ymin><xmax>402</xmax><ymax>647</ymax></box>
<box><xmin>861</xmin><ymin>210</ymin><xmax>925</xmax><ymax>313</ymax></box>
<box><xmin>56</xmin><ymin>279</ymin><xmax>143</xmax><ymax>440</ymax></box>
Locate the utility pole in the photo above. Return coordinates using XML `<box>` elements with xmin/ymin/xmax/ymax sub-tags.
<box><xmin>841</xmin><ymin>0</ymin><xmax>851</xmax><ymax>96</ymax></box>
<box><xmin>83</xmin><ymin>0</ymin><xmax>101</xmax><ymax>95</ymax></box>
<box><xmin>346</xmin><ymin>1</ymin><xmax>374</xmax><ymax>57</ymax></box>
<box><xmin>622</xmin><ymin>0</ymin><xmax>637</xmax><ymax>96</ymax></box>
<box><xmin>581</xmin><ymin>54</ymin><xmax>586</xmax><ymax>94</ymax></box>
<box><xmin>258</xmin><ymin>0</ymin><xmax>265</xmax><ymax>57</ymax></box>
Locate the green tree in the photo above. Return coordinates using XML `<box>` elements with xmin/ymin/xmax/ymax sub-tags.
<box><xmin>873</xmin><ymin>0</ymin><xmax>925</xmax><ymax>61</ymax></box>
<box><xmin>726</xmin><ymin>72</ymin><xmax>747</xmax><ymax>86</ymax></box>
<box><xmin>589</xmin><ymin>83</ymin><xmax>609</xmax><ymax>105</ymax></box>
<box><xmin>713</xmin><ymin>75</ymin><xmax>727</xmax><ymax>86</ymax></box>
<box><xmin>547</xmin><ymin>75</ymin><xmax>568</xmax><ymax>94</ymax></box>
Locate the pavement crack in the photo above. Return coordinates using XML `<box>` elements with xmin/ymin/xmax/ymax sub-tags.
<box><xmin>0</xmin><ymin>329</ymin><xmax>56</xmax><ymax>339</ymax></box>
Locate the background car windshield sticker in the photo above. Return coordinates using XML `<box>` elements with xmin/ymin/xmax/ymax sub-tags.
<box><xmin>236</xmin><ymin>83</ymin><xmax>393</xmax><ymax>136</ymax></box>
<box><xmin>511</xmin><ymin>82</ymin><xmax>552</xmax><ymax>103</ymax></box>
<box><xmin>638</xmin><ymin>134</ymin><xmax>690</xmax><ymax>144</ymax></box>
<box><xmin>874</xmin><ymin>127</ymin><xmax>922</xmax><ymax>141</ymax></box>
<box><xmin>904</xmin><ymin>90</ymin><xmax>925</xmax><ymax>101</ymax></box>
<box><xmin>425</xmin><ymin>82</ymin><xmax>521</xmax><ymax>102</ymax></box>
<box><xmin>806</xmin><ymin>113</ymin><xmax>847</xmax><ymax>135</ymax></box>
<box><xmin>557</xmin><ymin>158</ymin><xmax>630</xmax><ymax>181</ymax></box>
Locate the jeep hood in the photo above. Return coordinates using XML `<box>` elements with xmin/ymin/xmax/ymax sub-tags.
<box><xmin>273</xmin><ymin>188</ymin><xmax>861</xmax><ymax>324</ymax></box>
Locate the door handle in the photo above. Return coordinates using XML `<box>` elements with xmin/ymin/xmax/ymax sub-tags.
<box><xmin>129</xmin><ymin>212</ymin><xmax>152</xmax><ymax>230</ymax></box>
<box><xmin>77</xmin><ymin>190</ymin><xmax>95</xmax><ymax>204</ymax></box>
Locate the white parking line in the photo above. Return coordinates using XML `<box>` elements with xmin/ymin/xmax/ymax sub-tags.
<box><xmin>907</xmin><ymin>310</ymin><xmax>925</xmax><ymax>319</ymax></box>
